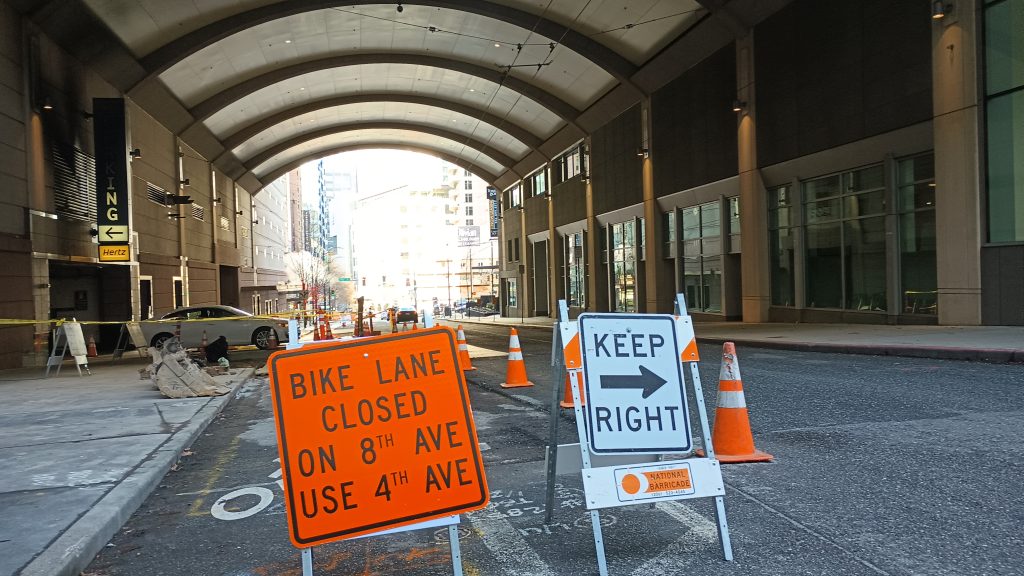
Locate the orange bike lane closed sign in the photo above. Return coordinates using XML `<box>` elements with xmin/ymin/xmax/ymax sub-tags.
<box><xmin>267</xmin><ymin>327</ymin><xmax>489</xmax><ymax>546</ymax></box>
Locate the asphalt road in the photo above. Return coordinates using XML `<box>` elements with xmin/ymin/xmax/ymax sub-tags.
<box><xmin>85</xmin><ymin>323</ymin><xmax>1024</xmax><ymax>576</ymax></box>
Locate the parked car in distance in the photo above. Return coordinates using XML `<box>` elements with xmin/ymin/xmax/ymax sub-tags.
<box><xmin>395</xmin><ymin>307</ymin><xmax>418</xmax><ymax>324</ymax></box>
<box><xmin>140</xmin><ymin>305</ymin><xmax>289</xmax><ymax>350</ymax></box>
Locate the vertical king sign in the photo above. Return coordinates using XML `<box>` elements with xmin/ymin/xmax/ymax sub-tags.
<box><xmin>93</xmin><ymin>98</ymin><xmax>132</xmax><ymax>262</ymax></box>
<box><xmin>577</xmin><ymin>313</ymin><xmax>693</xmax><ymax>454</ymax></box>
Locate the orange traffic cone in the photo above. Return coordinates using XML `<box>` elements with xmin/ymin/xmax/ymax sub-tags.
<box><xmin>456</xmin><ymin>325</ymin><xmax>476</xmax><ymax>372</ymax></box>
<box><xmin>500</xmin><ymin>328</ymin><xmax>533</xmax><ymax>388</ymax></box>
<box><xmin>199</xmin><ymin>330</ymin><xmax>208</xmax><ymax>355</ymax></box>
<box><xmin>324</xmin><ymin>316</ymin><xmax>334</xmax><ymax>340</ymax></box>
<box><xmin>267</xmin><ymin>329</ymin><xmax>279</xmax><ymax>349</ymax></box>
<box><xmin>86</xmin><ymin>335</ymin><xmax>98</xmax><ymax>357</ymax></box>
<box><xmin>559</xmin><ymin>372</ymin><xmax>586</xmax><ymax>408</ymax></box>
<box><xmin>313</xmin><ymin>315</ymin><xmax>322</xmax><ymax>341</ymax></box>
<box><xmin>705</xmin><ymin>342</ymin><xmax>773</xmax><ymax>463</ymax></box>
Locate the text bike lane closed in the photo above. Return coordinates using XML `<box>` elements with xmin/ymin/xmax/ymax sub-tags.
<box><xmin>267</xmin><ymin>327</ymin><xmax>489</xmax><ymax>547</ymax></box>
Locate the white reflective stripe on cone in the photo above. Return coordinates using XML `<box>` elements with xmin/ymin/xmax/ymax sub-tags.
<box><xmin>510</xmin><ymin>335</ymin><xmax>521</xmax><ymax>347</ymax></box>
<box><xmin>717</xmin><ymin>390</ymin><xmax>747</xmax><ymax>409</ymax></box>
<box><xmin>459</xmin><ymin>344</ymin><xmax>469</xmax><ymax>351</ymax></box>
<box><xmin>508</xmin><ymin>351</ymin><xmax>523</xmax><ymax>361</ymax></box>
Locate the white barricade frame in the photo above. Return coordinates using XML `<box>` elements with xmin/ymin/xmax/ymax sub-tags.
<box><xmin>543</xmin><ymin>294</ymin><xmax>733</xmax><ymax>575</ymax></box>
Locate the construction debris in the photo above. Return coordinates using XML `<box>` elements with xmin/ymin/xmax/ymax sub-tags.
<box><xmin>150</xmin><ymin>338</ymin><xmax>231</xmax><ymax>398</ymax></box>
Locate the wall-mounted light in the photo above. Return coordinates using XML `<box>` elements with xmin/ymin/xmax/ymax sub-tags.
<box><xmin>396</xmin><ymin>2</ymin><xmax>403</xmax><ymax>12</ymax></box>
<box><xmin>179</xmin><ymin>178</ymin><xmax>191</xmax><ymax>186</ymax></box>
<box><xmin>40</xmin><ymin>97</ymin><xmax>54</xmax><ymax>111</ymax></box>
<box><xmin>212</xmin><ymin>197</ymin><xmax>222</xmax><ymax>205</ymax></box>
<box><xmin>236</xmin><ymin>210</ymin><xmax>244</xmax><ymax>216</ymax></box>
<box><xmin>931</xmin><ymin>0</ymin><xmax>952</xmax><ymax>19</ymax></box>
<box><xmin>82</xmin><ymin>111</ymin><xmax>94</xmax><ymax>120</ymax></box>
<box><xmin>732</xmin><ymin>99</ymin><xmax>747</xmax><ymax>113</ymax></box>
<box><xmin>636</xmin><ymin>147</ymin><xmax>649</xmax><ymax>159</ymax></box>
<box><xmin>167</xmin><ymin>213</ymin><xmax>185</xmax><ymax>220</ymax></box>
<box><xmin>129</xmin><ymin>148</ymin><xmax>142</xmax><ymax>159</ymax></box>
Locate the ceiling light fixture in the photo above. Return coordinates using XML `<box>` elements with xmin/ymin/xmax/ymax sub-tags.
<box><xmin>636</xmin><ymin>147</ymin><xmax>649</xmax><ymax>159</ymax></box>
<box><xmin>285</xmin><ymin>39</ymin><xmax>292</xmax><ymax>44</ymax></box>
<box><xmin>931</xmin><ymin>0</ymin><xmax>952</xmax><ymax>19</ymax></box>
<box><xmin>732</xmin><ymin>99</ymin><xmax>747</xmax><ymax>113</ymax></box>
<box><xmin>396</xmin><ymin>2</ymin><xmax>403</xmax><ymax>13</ymax></box>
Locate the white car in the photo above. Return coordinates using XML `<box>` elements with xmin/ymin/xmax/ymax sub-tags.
<box><xmin>141</xmin><ymin>305</ymin><xmax>289</xmax><ymax>350</ymax></box>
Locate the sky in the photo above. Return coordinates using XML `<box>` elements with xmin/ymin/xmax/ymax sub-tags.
<box><xmin>301</xmin><ymin>149</ymin><xmax>448</xmax><ymax>202</ymax></box>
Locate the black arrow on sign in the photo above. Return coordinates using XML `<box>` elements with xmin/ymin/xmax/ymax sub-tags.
<box><xmin>599</xmin><ymin>366</ymin><xmax>667</xmax><ymax>399</ymax></box>
<box><xmin>103</xmin><ymin>227</ymin><xmax>125</xmax><ymax>240</ymax></box>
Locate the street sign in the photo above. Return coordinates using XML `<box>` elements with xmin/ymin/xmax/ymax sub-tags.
<box><xmin>577</xmin><ymin>313</ymin><xmax>692</xmax><ymax>454</ymax></box>
<box><xmin>98</xmin><ymin>244</ymin><xmax>131</xmax><ymax>262</ymax></box>
<box><xmin>267</xmin><ymin>327</ymin><xmax>489</xmax><ymax>547</ymax></box>
<box><xmin>99</xmin><ymin>225</ymin><xmax>129</xmax><ymax>242</ymax></box>
<box><xmin>93</xmin><ymin>98</ymin><xmax>132</xmax><ymax>248</ymax></box>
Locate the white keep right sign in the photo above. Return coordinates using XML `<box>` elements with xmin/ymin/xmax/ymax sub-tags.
<box><xmin>577</xmin><ymin>313</ymin><xmax>692</xmax><ymax>454</ymax></box>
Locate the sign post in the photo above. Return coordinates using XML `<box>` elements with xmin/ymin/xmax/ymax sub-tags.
<box><xmin>268</xmin><ymin>325</ymin><xmax>489</xmax><ymax>574</ymax></box>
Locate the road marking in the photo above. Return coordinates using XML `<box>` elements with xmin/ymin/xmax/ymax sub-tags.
<box><xmin>627</xmin><ymin>502</ymin><xmax>716</xmax><ymax>575</ymax></box>
<box><xmin>468</xmin><ymin>514</ymin><xmax>555</xmax><ymax>576</ymax></box>
<box><xmin>466</xmin><ymin>344</ymin><xmax>506</xmax><ymax>358</ymax></box>
<box><xmin>186</xmin><ymin>436</ymin><xmax>239</xmax><ymax>516</ymax></box>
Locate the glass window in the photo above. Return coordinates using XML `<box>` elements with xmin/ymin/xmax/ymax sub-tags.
<box><xmin>465</xmin><ymin>193</ymin><xmax>473</xmax><ymax>203</ymax></box>
<box><xmin>985</xmin><ymin>0</ymin><xmax>1024</xmax><ymax>96</ymax></box>
<box><xmin>802</xmin><ymin>164</ymin><xmax>888</xmax><ymax>310</ymax></box>
<box><xmin>464</xmin><ymin>180</ymin><xmax>473</xmax><ymax>190</ymax></box>
<box><xmin>506</xmin><ymin>278</ymin><xmax>518</xmax><ymax>307</ymax></box>
<box><xmin>986</xmin><ymin>90</ymin><xmax>1024</xmax><ymax>242</ymax></box>
<box><xmin>566</xmin><ymin>232</ymin><xmax>586</xmax><ymax>307</ymax></box>
<box><xmin>768</xmin><ymin>186</ymin><xmax>795</xmax><ymax>306</ymax></box>
<box><xmin>662</xmin><ymin>210</ymin><xmax>675</xmax><ymax>244</ymax></box>
<box><xmin>805</xmin><ymin>222</ymin><xmax>843</xmax><ymax>308</ymax></box>
<box><xmin>532</xmin><ymin>170</ymin><xmax>547</xmax><ymax>196</ymax></box>
<box><xmin>676</xmin><ymin>201</ymin><xmax>723</xmax><ymax>312</ymax></box>
<box><xmin>610</xmin><ymin>222</ymin><xmax>637</xmax><ymax>312</ymax></box>
<box><xmin>898</xmin><ymin>153</ymin><xmax>938</xmax><ymax>315</ymax></box>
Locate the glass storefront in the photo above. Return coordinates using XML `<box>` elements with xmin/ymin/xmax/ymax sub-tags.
<box><xmin>768</xmin><ymin>156</ymin><xmax>936</xmax><ymax>316</ymax></box>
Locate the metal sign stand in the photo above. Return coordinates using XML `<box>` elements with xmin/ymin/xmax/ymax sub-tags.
<box><xmin>544</xmin><ymin>295</ymin><xmax>733</xmax><ymax>574</ymax></box>
<box><xmin>672</xmin><ymin>294</ymin><xmax>733</xmax><ymax>561</ymax></box>
<box><xmin>283</xmin><ymin>317</ymin><xmax>467</xmax><ymax>576</ymax></box>
<box><xmin>45</xmin><ymin>322</ymin><xmax>90</xmax><ymax>377</ymax></box>
<box><xmin>112</xmin><ymin>322</ymin><xmax>149</xmax><ymax>360</ymax></box>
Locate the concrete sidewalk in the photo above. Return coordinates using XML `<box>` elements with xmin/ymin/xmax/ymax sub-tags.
<box><xmin>448</xmin><ymin>314</ymin><xmax>1024</xmax><ymax>363</ymax></box>
<box><xmin>0</xmin><ymin>356</ymin><xmax>255</xmax><ymax>576</ymax></box>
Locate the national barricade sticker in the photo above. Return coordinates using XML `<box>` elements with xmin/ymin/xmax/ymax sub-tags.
<box><xmin>267</xmin><ymin>326</ymin><xmax>489</xmax><ymax>546</ymax></box>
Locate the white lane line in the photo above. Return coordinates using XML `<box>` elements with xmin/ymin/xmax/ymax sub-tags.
<box><xmin>468</xmin><ymin>514</ymin><xmax>555</xmax><ymax>576</ymax></box>
<box><xmin>627</xmin><ymin>502</ymin><xmax>717</xmax><ymax>576</ymax></box>
<box><xmin>467</xmin><ymin>344</ymin><xmax>507</xmax><ymax>358</ymax></box>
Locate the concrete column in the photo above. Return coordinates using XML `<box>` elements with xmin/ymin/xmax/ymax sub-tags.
<box><xmin>547</xmin><ymin>173</ymin><xmax>557</xmax><ymax>317</ymax></box>
<box><xmin>737</xmin><ymin>35</ymin><xmax>770</xmax><ymax>322</ymax></box>
<box><xmin>584</xmin><ymin>138</ymin><xmax>599</xmax><ymax>312</ymax></box>
<box><xmin>932</xmin><ymin>0</ymin><xmax>982</xmax><ymax>325</ymax></box>
<box><xmin>640</xmin><ymin>98</ymin><xmax>660</xmax><ymax>313</ymax></box>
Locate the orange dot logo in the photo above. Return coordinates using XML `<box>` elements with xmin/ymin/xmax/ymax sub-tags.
<box><xmin>621</xmin><ymin>473</ymin><xmax>641</xmax><ymax>495</ymax></box>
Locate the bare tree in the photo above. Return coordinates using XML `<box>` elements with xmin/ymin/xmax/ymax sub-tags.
<box><xmin>285</xmin><ymin>251</ymin><xmax>337</xmax><ymax>322</ymax></box>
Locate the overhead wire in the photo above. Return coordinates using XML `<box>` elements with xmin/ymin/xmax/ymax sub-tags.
<box><xmin>316</xmin><ymin>3</ymin><xmax>700</xmax><ymax>178</ymax></box>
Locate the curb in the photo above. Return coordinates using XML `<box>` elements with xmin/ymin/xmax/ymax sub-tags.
<box><xmin>697</xmin><ymin>337</ymin><xmax>1024</xmax><ymax>364</ymax></box>
<box><xmin>18</xmin><ymin>367</ymin><xmax>256</xmax><ymax>576</ymax></box>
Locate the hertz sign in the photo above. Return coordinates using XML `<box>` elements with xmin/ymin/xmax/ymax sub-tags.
<box><xmin>267</xmin><ymin>327</ymin><xmax>489</xmax><ymax>546</ymax></box>
<box><xmin>93</xmin><ymin>98</ymin><xmax>132</xmax><ymax>261</ymax></box>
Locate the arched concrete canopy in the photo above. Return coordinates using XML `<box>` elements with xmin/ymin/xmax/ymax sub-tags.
<box><xmin>221</xmin><ymin>93</ymin><xmax>544</xmax><ymax>152</ymax></box>
<box><xmin>188</xmin><ymin>53</ymin><xmax>582</xmax><ymax>126</ymax></box>
<box><xmin>243</xmin><ymin>121</ymin><xmax>517</xmax><ymax>170</ymax></box>
<box><xmin>136</xmin><ymin>0</ymin><xmax>640</xmax><ymax>89</ymax></box>
<box><xmin>260</xmin><ymin>143</ymin><xmax>500</xmax><ymax>186</ymax></box>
